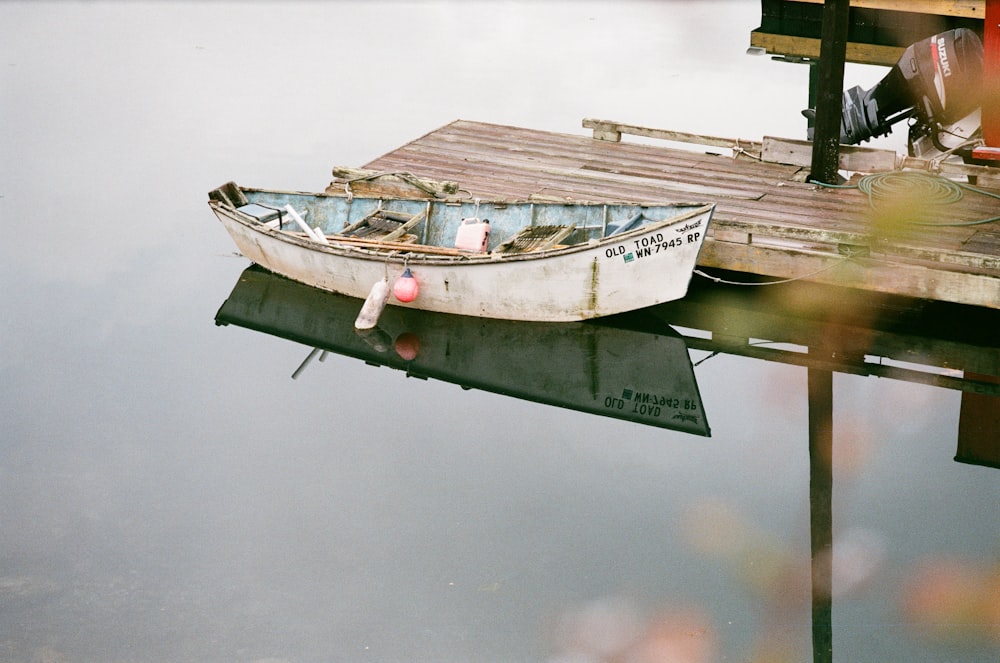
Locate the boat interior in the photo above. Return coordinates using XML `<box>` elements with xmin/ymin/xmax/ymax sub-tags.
<box><xmin>208</xmin><ymin>181</ymin><xmax>709</xmax><ymax>257</ymax></box>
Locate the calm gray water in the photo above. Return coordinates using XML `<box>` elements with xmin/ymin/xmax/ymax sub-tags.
<box><xmin>2</xmin><ymin>2</ymin><xmax>998</xmax><ymax>662</ymax></box>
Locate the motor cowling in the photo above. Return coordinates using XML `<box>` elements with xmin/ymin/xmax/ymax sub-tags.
<box><xmin>807</xmin><ymin>28</ymin><xmax>984</xmax><ymax>145</ymax></box>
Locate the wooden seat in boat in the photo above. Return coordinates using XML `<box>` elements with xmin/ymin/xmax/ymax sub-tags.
<box><xmin>337</xmin><ymin>207</ymin><xmax>427</xmax><ymax>243</ymax></box>
<box><xmin>493</xmin><ymin>225</ymin><xmax>575</xmax><ymax>254</ymax></box>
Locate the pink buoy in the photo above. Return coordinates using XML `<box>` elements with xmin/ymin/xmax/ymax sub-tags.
<box><xmin>393</xmin><ymin>268</ymin><xmax>419</xmax><ymax>302</ymax></box>
<box><xmin>394</xmin><ymin>332</ymin><xmax>421</xmax><ymax>360</ymax></box>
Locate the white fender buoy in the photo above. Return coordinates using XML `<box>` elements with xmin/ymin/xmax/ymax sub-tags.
<box><xmin>354</xmin><ymin>278</ymin><xmax>390</xmax><ymax>329</ymax></box>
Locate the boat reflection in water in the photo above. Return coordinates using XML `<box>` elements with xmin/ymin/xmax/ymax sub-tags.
<box><xmin>215</xmin><ymin>265</ymin><xmax>710</xmax><ymax>437</ymax></box>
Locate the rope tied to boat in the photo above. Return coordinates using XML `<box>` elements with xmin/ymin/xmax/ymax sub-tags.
<box><xmin>811</xmin><ymin>170</ymin><xmax>1000</xmax><ymax>227</ymax></box>
<box><xmin>693</xmin><ymin>247</ymin><xmax>863</xmax><ymax>287</ymax></box>
<box><xmin>383</xmin><ymin>251</ymin><xmax>399</xmax><ymax>279</ymax></box>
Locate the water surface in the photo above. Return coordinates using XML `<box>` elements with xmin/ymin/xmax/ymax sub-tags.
<box><xmin>2</xmin><ymin>3</ymin><xmax>998</xmax><ymax>662</ymax></box>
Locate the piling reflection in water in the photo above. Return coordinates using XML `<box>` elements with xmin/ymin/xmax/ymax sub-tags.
<box><xmin>215</xmin><ymin>265</ymin><xmax>711</xmax><ymax>437</ymax></box>
<box><xmin>657</xmin><ymin>273</ymin><xmax>1000</xmax><ymax>660</ymax></box>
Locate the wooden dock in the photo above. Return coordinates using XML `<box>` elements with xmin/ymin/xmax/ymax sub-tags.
<box><xmin>352</xmin><ymin>119</ymin><xmax>1000</xmax><ymax>309</ymax></box>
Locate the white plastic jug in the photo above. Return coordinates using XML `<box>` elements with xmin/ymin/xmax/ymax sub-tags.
<box><xmin>454</xmin><ymin>217</ymin><xmax>491</xmax><ymax>252</ymax></box>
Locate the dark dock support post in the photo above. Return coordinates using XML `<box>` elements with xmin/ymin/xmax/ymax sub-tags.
<box><xmin>809</xmin><ymin>0</ymin><xmax>851</xmax><ymax>184</ymax></box>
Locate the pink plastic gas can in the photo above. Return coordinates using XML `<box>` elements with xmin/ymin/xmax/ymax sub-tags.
<box><xmin>454</xmin><ymin>217</ymin><xmax>490</xmax><ymax>252</ymax></box>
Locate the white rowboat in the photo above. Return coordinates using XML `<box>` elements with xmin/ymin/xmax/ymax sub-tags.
<box><xmin>208</xmin><ymin>181</ymin><xmax>713</xmax><ymax>322</ymax></box>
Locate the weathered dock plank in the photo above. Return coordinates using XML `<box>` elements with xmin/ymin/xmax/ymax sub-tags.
<box><xmin>358</xmin><ymin>119</ymin><xmax>1000</xmax><ymax>308</ymax></box>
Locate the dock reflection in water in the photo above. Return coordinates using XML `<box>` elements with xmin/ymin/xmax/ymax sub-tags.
<box><xmin>654</xmin><ymin>273</ymin><xmax>999</xmax><ymax>662</ymax></box>
<box><xmin>653</xmin><ymin>272</ymin><xmax>999</xmax><ymax>466</ymax></box>
<box><xmin>215</xmin><ymin>265</ymin><xmax>710</xmax><ymax>437</ymax></box>
<box><xmin>214</xmin><ymin>265</ymin><xmax>1000</xmax><ymax>662</ymax></box>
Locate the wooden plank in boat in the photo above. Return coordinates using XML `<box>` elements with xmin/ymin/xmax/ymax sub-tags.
<box><xmin>494</xmin><ymin>225</ymin><xmax>576</xmax><ymax>254</ymax></box>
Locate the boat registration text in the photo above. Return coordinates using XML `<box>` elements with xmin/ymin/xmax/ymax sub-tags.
<box><xmin>605</xmin><ymin>231</ymin><xmax>701</xmax><ymax>264</ymax></box>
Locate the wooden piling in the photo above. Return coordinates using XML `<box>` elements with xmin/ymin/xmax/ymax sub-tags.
<box><xmin>809</xmin><ymin>0</ymin><xmax>851</xmax><ymax>184</ymax></box>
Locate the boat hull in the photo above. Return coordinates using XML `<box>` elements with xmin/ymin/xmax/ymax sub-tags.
<box><xmin>210</xmin><ymin>195</ymin><xmax>712</xmax><ymax>322</ymax></box>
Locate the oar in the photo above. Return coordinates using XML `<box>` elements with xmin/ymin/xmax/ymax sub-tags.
<box><xmin>285</xmin><ymin>205</ymin><xmax>328</xmax><ymax>245</ymax></box>
<box><xmin>306</xmin><ymin>233</ymin><xmax>467</xmax><ymax>257</ymax></box>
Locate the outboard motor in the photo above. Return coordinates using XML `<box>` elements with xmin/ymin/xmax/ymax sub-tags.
<box><xmin>805</xmin><ymin>28</ymin><xmax>984</xmax><ymax>153</ymax></box>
